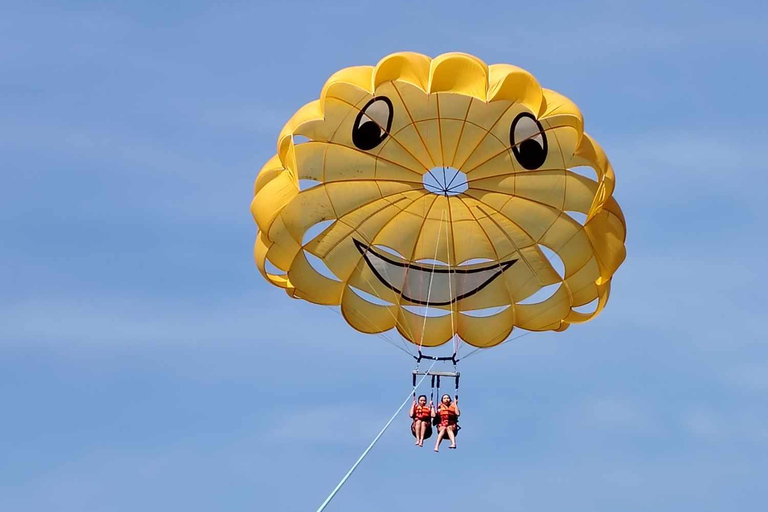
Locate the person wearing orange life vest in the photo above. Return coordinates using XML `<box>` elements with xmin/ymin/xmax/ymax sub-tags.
<box><xmin>409</xmin><ymin>395</ymin><xmax>433</xmax><ymax>447</ymax></box>
<box><xmin>433</xmin><ymin>394</ymin><xmax>460</xmax><ymax>452</ymax></box>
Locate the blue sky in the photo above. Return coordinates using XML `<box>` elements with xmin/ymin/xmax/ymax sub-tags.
<box><xmin>2</xmin><ymin>1</ymin><xmax>767</xmax><ymax>511</ymax></box>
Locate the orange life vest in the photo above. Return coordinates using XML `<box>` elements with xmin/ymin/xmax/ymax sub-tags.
<box><xmin>414</xmin><ymin>404</ymin><xmax>431</xmax><ymax>421</ymax></box>
<box><xmin>438</xmin><ymin>404</ymin><xmax>458</xmax><ymax>426</ymax></box>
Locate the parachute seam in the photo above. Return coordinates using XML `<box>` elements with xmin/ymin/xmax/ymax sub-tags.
<box><xmin>449</xmin><ymin>97</ymin><xmax>473</xmax><ymax>167</ymax></box>
<box><xmin>452</xmin><ymin>100</ymin><xmax>518</xmax><ymax>171</ymax></box>
<box><xmin>315</xmin><ymin>140</ymin><xmax>425</xmax><ymax>177</ymax></box>
<box><xmin>390</xmin><ymin>81</ymin><xmax>437</xmax><ymax>168</ymax></box>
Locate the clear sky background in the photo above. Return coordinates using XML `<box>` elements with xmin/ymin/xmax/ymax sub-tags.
<box><xmin>2</xmin><ymin>1</ymin><xmax>767</xmax><ymax>511</ymax></box>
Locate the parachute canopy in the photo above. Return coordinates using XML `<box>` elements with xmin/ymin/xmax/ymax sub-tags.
<box><xmin>252</xmin><ymin>52</ymin><xmax>626</xmax><ymax>349</ymax></box>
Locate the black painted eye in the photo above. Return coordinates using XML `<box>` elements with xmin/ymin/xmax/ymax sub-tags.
<box><xmin>510</xmin><ymin>113</ymin><xmax>547</xmax><ymax>170</ymax></box>
<box><xmin>352</xmin><ymin>97</ymin><xmax>393</xmax><ymax>150</ymax></box>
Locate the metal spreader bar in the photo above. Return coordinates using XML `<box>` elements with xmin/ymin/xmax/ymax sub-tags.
<box><xmin>412</xmin><ymin>370</ymin><xmax>460</xmax><ymax>378</ymax></box>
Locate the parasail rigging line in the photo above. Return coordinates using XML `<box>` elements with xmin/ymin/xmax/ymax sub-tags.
<box><xmin>460</xmin><ymin>276</ymin><xmax>608</xmax><ymax>361</ymax></box>
<box><xmin>322</xmin><ymin>304</ymin><xmax>413</xmax><ymax>357</ymax></box>
<box><xmin>417</xmin><ymin>210</ymin><xmax>446</xmax><ymax>353</ymax></box>
<box><xmin>315</xmin><ymin>358</ymin><xmax>438</xmax><ymax>512</ymax></box>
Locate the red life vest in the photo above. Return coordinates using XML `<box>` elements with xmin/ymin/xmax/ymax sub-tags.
<box><xmin>414</xmin><ymin>404</ymin><xmax>431</xmax><ymax>421</ymax></box>
<box><xmin>438</xmin><ymin>404</ymin><xmax>458</xmax><ymax>426</ymax></box>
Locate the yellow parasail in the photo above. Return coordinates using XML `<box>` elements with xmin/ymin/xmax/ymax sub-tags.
<box><xmin>252</xmin><ymin>52</ymin><xmax>626</xmax><ymax>350</ymax></box>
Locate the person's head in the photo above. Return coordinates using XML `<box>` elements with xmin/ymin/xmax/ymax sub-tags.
<box><xmin>418</xmin><ymin>395</ymin><xmax>427</xmax><ymax>405</ymax></box>
<box><xmin>441</xmin><ymin>394</ymin><xmax>452</xmax><ymax>405</ymax></box>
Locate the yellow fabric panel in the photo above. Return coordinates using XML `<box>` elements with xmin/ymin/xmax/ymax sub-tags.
<box><xmin>252</xmin><ymin>171</ymin><xmax>297</xmax><ymax>234</ymax></box>
<box><xmin>264</xmin><ymin>215</ymin><xmax>301</xmax><ymax>270</ymax></box>
<box><xmin>345</xmin><ymin>261</ymin><xmax>404</xmax><ymax>306</ymax></box>
<box><xmin>375</xmin><ymin>133</ymin><xmax>431</xmax><ymax>174</ymax></box>
<box><xmin>438</xmin><ymin>118</ymin><xmax>468</xmax><ymax>168</ymax></box>
<box><xmin>584</xmin><ymin>200</ymin><xmax>627</xmax><ymax>283</ymax></box>
<box><xmin>564</xmin><ymin>257</ymin><xmax>602</xmax><ymax>308</ymax></box>
<box><xmin>491</xmin><ymin>195</ymin><xmax>560</xmax><ymax>242</ymax></box>
<box><xmin>293</xmin><ymin>142</ymin><xmax>326</xmax><ymax>182</ymax></box>
<box><xmin>448</xmin><ymin>220</ymin><xmax>498</xmax><ymax>265</ymax></box>
<box><xmin>457</xmin><ymin>306</ymin><xmax>515</xmax><ymax>348</ymax></box>
<box><xmin>384</xmin><ymin>82</ymin><xmax>439</xmax><ymax>167</ymax></box>
<box><xmin>323</xmin><ymin>181</ymin><xmax>380</xmax><ymax>217</ymax></box>
<box><xmin>397</xmin><ymin>308</ymin><xmax>453</xmax><ymax>347</ymax></box>
<box><xmin>539</xmin><ymin>215</ymin><xmax>593</xmax><ymax>277</ymax></box>
<box><xmin>254</xmin><ymin>231</ymin><xmax>291</xmax><ymax>290</ymax></box>
<box><xmin>277</xmin><ymin>100</ymin><xmax>324</xmax><ymax>158</ymax></box>
<box><xmin>455</xmin><ymin>271</ymin><xmax>515</xmax><ymax>311</ymax></box>
<box><xmin>565</xmin><ymin>280</ymin><xmax>610</xmax><ymax>324</ymax></box>
<box><xmin>341</xmin><ymin>285</ymin><xmax>399</xmax><ymax>334</ymax></box>
<box><xmin>541</xmin><ymin>119</ymin><xmax>580</xmax><ymax>166</ymax></box>
<box><xmin>298</xmin><ymin>141</ymin><xmax>426</xmax><ymax>185</ymax></box>
<box><xmin>450</xmin><ymin>122</ymin><xmax>501</xmax><ymax>171</ymax></box>
<box><xmin>279</xmin><ymin>186</ymin><xmax>336</xmax><ymax>243</ymax></box>
<box><xmin>503</xmin><ymin>261</ymin><xmax>550</xmax><ymax>303</ymax></box>
<box><xmin>252</xmin><ymin>52</ymin><xmax>627</xmax><ymax>348</ymax></box>
<box><xmin>320</xmin><ymin>66</ymin><xmax>373</xmax><ymax>104</ymax></box>
<box><xmin>466</xmin><ymin>98</ymin><xmax>517</xmax><ymax>132</ymax></box>
<box><xmin>572</xmin><ymin>133</ymin><xmax>615</xmax><ymax>213</ymax></box>
<box><xmin>517</xmin><ymin>244</ymin><xmax>564</xmax><ymax>286</ymax></box>
<box><xmin>309</xmin><ymin>193</ymin><xmax>420</xmax><ymax>259</ymax></box>
<box><xmin>437</xmin><ymin>93</ymin><xmax>472</xmax><ymax>121</ymax></box>
<box><xmin>415</xmin><ymin>119</ymin><xmax>445</xmax><ymax>168</ymax></box>
<box><xmin>288</xmin><ymin>251</ymin><xmax>345</xmax><ymax>305</ymax></box>
<box><xmin>563</xmin><ymin>171</ymin><xmax>599</xmax><ymax>214</ymax></box>
<box><xmin>373</xmin><ymin>82</ymin><xmax>428</xmax><ymax>131</ymax></box>
<box><xmin>487</xmin><ymin>64</ymin><xmax>543</xmax><ymax>112</ymax></box>
<box><xmin>320</xmin><ymin>198</ymin><xmax>418</xmax><ymax>282</ymax></box>
<box><xmin>372</xmin><ymin>195</ymin><xmax>438</xmax><ymax>259</ymax></box>
<box><xmin>428</xmin><ymin>53</ymin><xmax>488</xmax><ymax>100</ymax></box>
<box><xmin>293</xmin><ymin>98</ymin><xmax>360</xmax><ymax>148</ymax></box>
<box><xmin>411</xmin><ymin>196</ymin><xmax>454</xmax><ymax>264</ymax></box>
<box><xmin>516</xmin><ymin>284</ymin><xmax>572</xmax><ymax>331</ymax></box>
<box><xmin>539</xmin><ymin>89</ymin><xmax>583</xmax><ymax>132</ymax></box>
<box><xmin>253</xmin><ymin>154</ymin><xmax>284</xmax><ymax>196</ymax></box>
<box><xmin>373</xmin><ymin>52</ymin><xmax>431</xmax><ymax>91</ymax></box>
<box><xmin>459</xmin><ymin>134</ymin><xmax>510</xmax><ymax>177</ymax></box>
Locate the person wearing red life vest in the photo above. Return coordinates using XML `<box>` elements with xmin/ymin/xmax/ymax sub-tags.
<box><xmin>409</xmin><ymin>395</ymin><xmax>433</xmax><ymax>447</ymax></box>
<box><xmin>433</xmin><ymin>394</ymin><xmax>460</xmax><ymax>451</ymax></box>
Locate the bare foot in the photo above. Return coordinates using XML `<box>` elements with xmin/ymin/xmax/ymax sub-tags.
<box><xmin>449</xmin><ymin>444</ymin><xmax>456</xmax><ymax>449</ymax></box>
<box><xmin>434</xmin><ymin>447</ymin><xmax>439</xmax><ymax>452</ymax></box>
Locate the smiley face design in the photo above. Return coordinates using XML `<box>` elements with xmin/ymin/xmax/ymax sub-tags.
<box><xmin>252</xmin><ymin>52</ymin><xmax>626</xmax><ymax>348</ymax></box>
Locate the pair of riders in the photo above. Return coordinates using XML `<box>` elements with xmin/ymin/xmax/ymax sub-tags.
<box><xmin>409</xmin><ymin>394</ymin><xmax>460</xmax><ymax>451</ymax></box>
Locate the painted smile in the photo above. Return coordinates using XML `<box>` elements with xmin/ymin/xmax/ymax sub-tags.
<box><xmin>353</xmin><ymin>239</ymin><xmax>517</xmax><ymax>306</ymax></box>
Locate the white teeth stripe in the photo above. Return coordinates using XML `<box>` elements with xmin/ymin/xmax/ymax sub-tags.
<box><xmin>353</xmin><ymin>240</ymin><xmax>517</xmax><ymax>306</ymax></box>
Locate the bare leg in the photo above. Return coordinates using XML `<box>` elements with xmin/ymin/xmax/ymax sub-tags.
<box><xmin>434</xmin><ymin>426</ymin><xmax>446</xmax><ymax>452</ymax></box>
<box><xmin>447</xmin><ymin>427</ymin><xmax>456</xmax><ymax>448</ymax></box>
